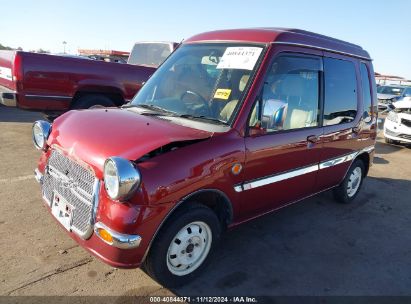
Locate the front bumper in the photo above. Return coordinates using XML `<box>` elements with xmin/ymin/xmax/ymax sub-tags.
<box><xmin>0</xmin><ymin>85</ymin><xmax>17</xmax><ymax>107</ymax></box>
<box><xmin>34</xmin><ymin>168</ymin><xmax>146</xmax><ymax>268</ymax></box>
<box><xmin>384</xmin><ymin>119</ymin><xmax>411</xmax><ymax>143</ymax></box>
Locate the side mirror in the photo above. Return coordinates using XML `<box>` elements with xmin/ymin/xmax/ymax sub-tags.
<box><xmin>262</xmin><ymin>99</ymin><xmax>288</xmax><ymax>130</ymax></box>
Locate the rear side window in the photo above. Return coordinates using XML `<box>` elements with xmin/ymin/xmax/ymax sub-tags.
<box><xmin>323</xmin><ymin>58</ymin><xmax>358</xmax><ymax>126</ymax></box>
<box><xmin>360</xmin><ymin>63</ymin><xmax>372</xmax><ymax>117</ymax></box>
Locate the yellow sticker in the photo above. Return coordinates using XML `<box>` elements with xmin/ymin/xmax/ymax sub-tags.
<box><xmin>214</xmin><ymin>89</ymin><xmax>231</xmax><ymax>100</ymax></box>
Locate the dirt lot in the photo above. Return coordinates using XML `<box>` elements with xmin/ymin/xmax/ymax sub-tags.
<box><xmin>1</xmin><ymin>105</ymin><xmax>411</xmax><ymax>297</ymax></box>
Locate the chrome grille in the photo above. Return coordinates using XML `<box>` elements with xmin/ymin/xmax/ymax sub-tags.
<box><xmin>42</xmin><ymin>149</ymin><xmax>97</xmax><ymax>238</ymax></box>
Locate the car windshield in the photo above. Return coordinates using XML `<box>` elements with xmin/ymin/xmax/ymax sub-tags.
<box><xmin>377</xmin><ymin>86</ymin><xmax>405</xmax><ymax>96</ymax></box>
<box><xmin>128</xmin><ymin>43</ymin><xmax>172</xmax><ymax>67</ymax></box>
<box><xmin>130</xmin><ymin>43</ymin><xmax>265</xmax><ymax>125</ymax></box>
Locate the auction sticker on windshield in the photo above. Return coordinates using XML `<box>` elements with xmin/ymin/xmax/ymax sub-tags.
<box><xmin>217</xmin><ymin>47</ymin><xmax>263</xmax><ymax>70</ymax></box>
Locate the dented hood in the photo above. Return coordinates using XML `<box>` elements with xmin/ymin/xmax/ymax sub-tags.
<box><xmin>49</xmin><ymin>108</ymin><xmax>212</xmax><ymax>175</ymax></box>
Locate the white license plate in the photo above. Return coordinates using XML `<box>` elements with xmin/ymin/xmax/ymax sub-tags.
<box><xmin>51</xmin><ymin>192</ymin><xmax>73</xmax><ymax>231</ymax></box>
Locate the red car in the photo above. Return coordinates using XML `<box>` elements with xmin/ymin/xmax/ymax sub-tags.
<box><xmin>33</xmin><ymin>28</ymin><xmax>377</xmax><ymax>287</ymax></box>
<box><xmin>0</xmin><ymin>41</ymin><xmax>177</xmax><ymax>115</ymax></box>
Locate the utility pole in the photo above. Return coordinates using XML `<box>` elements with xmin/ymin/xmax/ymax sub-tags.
<box><xmin>62</xmin><ymin>41</ymin><xmax>67</xmax><ymax>54</ymax></box>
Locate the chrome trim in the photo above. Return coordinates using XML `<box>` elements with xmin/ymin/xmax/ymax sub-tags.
<box><xmin>25</xmin><ymin>94</ymin><xmax>72</xmax><ymax>100</ymax></box>
<box><xmin>94</xmin><ymin>222</ymin><xmax>142</xmax><ymax>249</ymax></box>
<box><xmin>272</xmin><ymin>42</ymin><xmax>372</xmax><ymax>61</ymax></box>
<box><xmin>0</xmin><ymin>92</ymin><xmax>17</xmax><ymax>107</ymax></box>
<box><xmin>234</xmin><ymin>145</ymin><xmax>375</xmax><ymax>192</ymax></box>
<box><xmin>32</xmin><ymin>120</ymin><xmax>51</xmax><ymax>150</ymax></box>
<box><xmin>34</xmin><ymin>168</ymin><xmax>43</xmax><ymax>184</ymax></box>
<box><xmin>73</xmin><ymin>179</ymin><xmax>100</xmax><ymax>240</ymax></box>
<box><xmin>104</xmin><ymin>157</ymin><xmax>141</xmax><ymax>201</ymax></box>
<box><xmin>235</xmin><ymin>164</ymin><xmax>318</xmax><ymax>192</ymax></box>
<box><xmin>319</xmin><ymin>152</ymin><xmax>357</xmax><ymax>170</ymax></box>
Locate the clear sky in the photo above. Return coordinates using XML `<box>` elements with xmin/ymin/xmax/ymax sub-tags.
<box><xmin>1</xmin><ymin>0</ymin><xmax>410</xmax><ymax>79</ymax></box>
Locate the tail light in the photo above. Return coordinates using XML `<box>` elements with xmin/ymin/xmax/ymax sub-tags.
<box><xmin>12</xmin><ymin>52</ymin><xmax>23</xmax><ymax>90</ymax></box>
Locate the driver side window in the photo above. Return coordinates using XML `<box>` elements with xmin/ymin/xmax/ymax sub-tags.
<box><xmin>249</xmin><ymin>54</ymin><xmax>321</xmax><ymax>132</ymax></box>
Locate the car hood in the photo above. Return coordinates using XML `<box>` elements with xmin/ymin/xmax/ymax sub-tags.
<box><xmin>393</xmin><ymin>97</ymin><xmax>411</xmax><ymax>109</ymax></box>
<box><xmin>377</xmin><ymin>93</ymin><xmax>398</xmax><ymax>100</ymax></box>
<box><xmin>49</xmin><ymin>108</ymin><xmax>213</xmax><ymax>176</ymax></box>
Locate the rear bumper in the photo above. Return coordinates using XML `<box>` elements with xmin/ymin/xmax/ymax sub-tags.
<box><xmin>0</xmin><ymin>85</ymin><xmax>17</xmax><ymax>107</ymax></box>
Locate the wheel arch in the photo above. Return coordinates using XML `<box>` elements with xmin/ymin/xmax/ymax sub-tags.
<box><xmin>142</xmin><ymin>188</ymin><xmax>234</xmax><ymax>262</ymax></box>
<box><xmin>356</xmin><ymin>151</ymin><xmax>371</xmax><ymax>177</ymax></box>
<box><xmin>72</xmin><ymin>87</ymin><xmax>125</xmax><ymax>107</ymax></box>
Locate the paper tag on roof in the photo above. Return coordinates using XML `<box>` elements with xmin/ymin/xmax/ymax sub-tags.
<box><xmin>217</xmin><ymin>47</ymin><xmax>263</xmax><ymax>70</ymax></box>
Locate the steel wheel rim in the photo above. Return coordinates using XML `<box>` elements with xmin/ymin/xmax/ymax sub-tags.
<box><xmin>347</xmin><ymin>167</ymin><xmax>362</xmax><ymax>197</ymax></box>
<box><xmin>166</xmin><ymin>221</ymin><xmax>212</xmax><ymax>276</ymax></box>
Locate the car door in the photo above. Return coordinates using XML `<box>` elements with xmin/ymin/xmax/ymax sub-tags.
<box><xmin>237</xmin><ymin>52</ymin><xmax>323</xmax><ymax>219</ymax></box>
<box><xmin>315</xmin><ymin>54</ymin><xmax>365</xmax><ymax>191</ymax></box>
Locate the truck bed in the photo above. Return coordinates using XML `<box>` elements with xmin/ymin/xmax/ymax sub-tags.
<box><xmin>0</xmin><ymin>50</ymin><xmax>156</xmax><ymax>111</ymax></box>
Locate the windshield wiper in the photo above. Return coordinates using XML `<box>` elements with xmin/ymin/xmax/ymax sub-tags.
<box><xmin>177</xmin><ymin>114</ymin><xmax>228</xmax><ymax>125</ymax></box>
<box><xmin>123</xmin><ymin>104</ymin><xmax>176</xmax><ymax>115</ymax></box>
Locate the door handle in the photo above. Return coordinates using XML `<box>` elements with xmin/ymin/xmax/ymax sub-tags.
<box><xmin>307</xmin><ymin>135</ymin><xmax>320</xmax><ymax>143</ymax></box>
<box><xmin>352</xmin><ymin>126</ymin><xmax>360</xmax><ymax>134</ymax></box>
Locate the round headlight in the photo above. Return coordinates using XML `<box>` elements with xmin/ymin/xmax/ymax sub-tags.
<box><xmin>103</xmin><ymin>157</ymin><xmax>141</xmax><ymax>201</ymax></box>
<box><xmin>32</xmin><ymin>120</ymin><xmax>51</xmax><ymax>150</ymax></box>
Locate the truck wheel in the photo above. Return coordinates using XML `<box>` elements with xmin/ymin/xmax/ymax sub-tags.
<box><xmin>71</xmin><ymin>94</ymin><xmax>115</xmax><ymax>109</ymax></box>
<box><xmin>333</xmin><ymin>159</ymin><xmax>365</xmax><ymax>204</ymax></box>
<box><xmin>143</xmin><ymin>204</ymin><xmax>221</xmax><ymax>288</ymax></box>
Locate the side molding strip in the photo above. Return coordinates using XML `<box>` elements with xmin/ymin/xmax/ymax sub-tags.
<box><xmin>234</xmin><ymin>145</ymin><xmax>375</xmax><ymax>193</ymax></box>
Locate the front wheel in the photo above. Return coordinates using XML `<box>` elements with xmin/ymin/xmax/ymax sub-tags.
<box><xmin>333</xmin><ymin>159</ymin><xmax>365</xmax><ymax>204</ymax></box>
<box><xmin>143</xmin><ymin>204</ymin><xmax>221</xmax><ymax>288</ymax></box>
<box><xmin>385</xmin><ymin>137</ymin><xmax>400</xmax><ymax>145</ymax></box>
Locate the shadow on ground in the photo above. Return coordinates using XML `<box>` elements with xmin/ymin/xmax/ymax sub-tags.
<box><xmin>172</xmin><ymin>176</ymin><xmax>411</xmax><ymax>296</ymax></box>
<box><xmin>0</xmin><ymin>105</ymin><xmax>43</xmax><ymax>123</ymax></box>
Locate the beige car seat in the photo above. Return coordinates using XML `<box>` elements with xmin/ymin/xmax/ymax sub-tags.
<box><xmin>280</xmin><ymin>75</ymin><xmax>313</xmax><ymax>130</ymax></box>
<box><xmin>219</xmin><ymin>75</ymin><xmax>257</xmax><ymax>123</ymax></box>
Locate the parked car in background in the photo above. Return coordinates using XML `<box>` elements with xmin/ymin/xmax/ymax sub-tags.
<box><xmin>384</xmin><ymin>97</ymin><xmax>411</xmax><ymax>144</ymax></box>
<box><xmin>127</xmin><ymin>41</ymin><xmax>178</xmax><ymax>67</ymax></box>
<box><xmin>32</xmin><ymin>28</ymin><xmax>377</xmax><ymax>287</ymax></box>
<box><xmin>0</xmin><ymin>50</ymin><xmax>155</xmax><ymax>114</ymax></box>
<box><xmin>377</xmin><ymin>85</ymin><xmax>411</xmax><ymax>112</ymax></box>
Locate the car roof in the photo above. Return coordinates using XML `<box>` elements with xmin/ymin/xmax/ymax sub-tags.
<box><xmin>184</xmin><ymin>28</ymin><xmax>371</xmax><ymax>60</ymax></box>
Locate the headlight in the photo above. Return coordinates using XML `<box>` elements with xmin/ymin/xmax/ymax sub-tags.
<box><xmin>386</xmin><ymin>111</ymin><xmax>399</xmax><ymax>123</ymax></box>
<box><xmin>32</xmin><ymin>120</ymin><xmax>51</xmax><ymax>150</ymax></box>
<box><xmin>103</xmin><ymin>157</ymin><xmax>141</xmax><ymax>201</ymax></box>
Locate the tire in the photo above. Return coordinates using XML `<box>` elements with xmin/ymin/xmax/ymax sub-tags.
<box><xmin>385</xmin><ymin>137</ymin><xmax>394</xmax><ymax>144</ymax></box>
<box><xmin>71</xmin><ymin>94</ymin><xmax>115</xmax><ymax>109</ymax></box>
<box><xmin>333</xmin><ymin>159</ymin><xmax>365</xmax><ymax>204</ymax></box>
<box><xmin>143</xmin><ymin>204</ymin><xmax>221</xmax><ymax>288</ymax></box>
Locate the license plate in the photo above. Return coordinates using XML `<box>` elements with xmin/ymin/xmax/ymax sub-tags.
<box><xmin>51</xmin><ymin>192</ymin><xmax>73</xmax><ymax>231</ymax></box>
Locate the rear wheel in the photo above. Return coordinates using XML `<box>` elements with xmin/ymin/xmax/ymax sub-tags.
<box><xmin>71</xmin><ymin>94</ymin><xmax>115</xmax><ymax>109</ymax></box>
<box><xmin>143</xmin><ymin>204</ymin><xmax>221</xmax><ymax>288</ymax></box>
<box><xmin>333</xmin><ymin>159</ymin><xmax>365</xmax><ymax>204</ymax></box>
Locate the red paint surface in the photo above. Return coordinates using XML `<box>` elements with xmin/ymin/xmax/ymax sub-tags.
<box><xmin>36</xmin><ymin>28</ymin><xmax>377</xmax><ymax>268</ymax></box>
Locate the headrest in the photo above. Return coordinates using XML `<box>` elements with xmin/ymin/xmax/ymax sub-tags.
<box><xmin>239</xmin><ymin>75</ymin><xmax>250</xmax><ymax>92</ymax></box>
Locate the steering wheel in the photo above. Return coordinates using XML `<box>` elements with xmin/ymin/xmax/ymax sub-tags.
<box><xmin>180</xmin><ymin>90</ymin><xmax>211</xmax><ymax>115</ymax></box>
